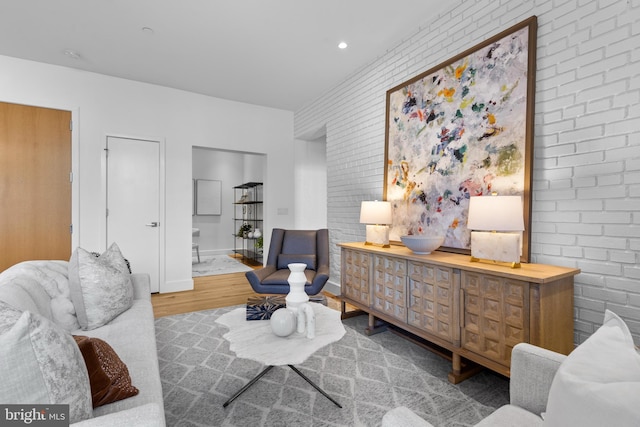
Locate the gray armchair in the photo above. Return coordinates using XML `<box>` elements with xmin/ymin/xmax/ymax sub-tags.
<box><xmin>245</xmin><ymin>228</ymin><xmax>329</xmax><ymax>295</ymax></box>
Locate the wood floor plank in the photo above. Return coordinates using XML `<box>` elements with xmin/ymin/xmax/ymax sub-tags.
<box><xmin>151</xmin><ymin>272</ymin><xmax>257</xmax><ymax>318</ymax></box>
<box><xmin>151</xmin><ymin>258</ymin><xmax>345</xmax><ymax>317</ymax></box>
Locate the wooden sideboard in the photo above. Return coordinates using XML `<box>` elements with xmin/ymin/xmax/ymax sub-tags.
<box><xmin>338</xmin><ymin>242</ymin><xmax>580</xmax><ymax>383</ymax></box>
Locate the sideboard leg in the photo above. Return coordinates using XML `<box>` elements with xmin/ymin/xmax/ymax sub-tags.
<box><xmin>447</xmin><ymin>353</ymin><xmax>483</xmax><ymax>384</ymax></box>
<box><xmin>340</xmin><ymin>299</ymin><xmax>366</xmax><ymax>320</ymax></box>
<box><xmin>365</xmin><ymin>313</ymin><xmax>387</xmax><ymax>335</ymax></box>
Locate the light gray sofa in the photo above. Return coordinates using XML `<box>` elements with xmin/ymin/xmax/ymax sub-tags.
<box><xmin>382</xmin><ymin>342</ymin><xmax>564</xmax><ymax>427</ymax></box>
<box><xmin>0</xmin><ymin>260</ymin><xmax>165</xmax><ymax>427</ymax></box>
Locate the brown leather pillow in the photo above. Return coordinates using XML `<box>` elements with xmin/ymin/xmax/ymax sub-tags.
<box><xmin>73</xmin><ymin>335</ymin><xmax>139</xmax><ymax>408</ymax></box>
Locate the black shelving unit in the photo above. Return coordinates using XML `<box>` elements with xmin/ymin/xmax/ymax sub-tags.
<box><xmin>233</xmin><ymin>182</ymin><xmax>263</xmax><ymax>264</ymax></box>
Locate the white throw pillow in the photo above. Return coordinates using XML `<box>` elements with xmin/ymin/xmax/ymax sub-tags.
<box><xmin>68</xmin><ymin>243</ymin><xmax>133</xmax><ymax>330</ymax></box>
<box><xmin>544</xmin><ymin>310</ymin><xmax>640</xmax><ymax>426</ymax></box>
<box><xmin>0</xmin><ymin>301</ymin><xmax>93</xmax><ymax>423</ymax></box>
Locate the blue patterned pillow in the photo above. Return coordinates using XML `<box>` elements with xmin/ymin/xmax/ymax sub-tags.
<box><xmin>246</xmin><ymin>296</ymin><xmax>286</xmax><ymax>320</ymax></box>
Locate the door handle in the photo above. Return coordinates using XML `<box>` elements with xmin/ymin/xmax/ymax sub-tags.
<box><xmin>146</xmin><ymin>222</ymin><xmax>159</xmax><ymax>227</ymax></box>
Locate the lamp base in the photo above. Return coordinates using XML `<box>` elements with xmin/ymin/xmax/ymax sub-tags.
<box><xmin>470</xmin><ymin>256</ymin><xmax>521</xmax><ymax>269</ymax></box>
<box><xmin>470</xmin><ymin>231</ymin><xmax>522</xmax><ymax>268</ymax></box>
<box><xmin>365</xmin><ymin>224</ymin><xmax>390</xmax><ymax>248</ymax></box>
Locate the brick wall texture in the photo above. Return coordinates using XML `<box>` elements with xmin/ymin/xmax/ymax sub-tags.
<box><xmin>294</xmin><ymin>0</ymin><xmax>640</xmax><ymax>344</ymax></box>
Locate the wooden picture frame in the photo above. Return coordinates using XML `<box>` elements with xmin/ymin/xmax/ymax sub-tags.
<box><xmin>383</xmin><ymin>16</ymin><xmax>537</xmax><ymax>262</ymax></box>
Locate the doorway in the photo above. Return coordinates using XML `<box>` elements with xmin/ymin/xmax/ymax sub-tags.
<box><xmin>0</xmin><ymin>102</ymin><xmax>72</xmax><ymax>271</ymax></box>
<box><xmin>106</xmin><ymin>136</ymin><xmax>163</xmax><ymax>292</ymax></box>
<box><xmin>191</xmin><ymin>147</ymin><xmax>264</xmax><ymax>263</ymax></box>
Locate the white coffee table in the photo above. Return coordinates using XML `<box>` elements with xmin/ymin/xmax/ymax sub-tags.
<box><xmin>216</xmin><ymin>302</ymin><xmax>346</xmax><ymax>408</ymax></box>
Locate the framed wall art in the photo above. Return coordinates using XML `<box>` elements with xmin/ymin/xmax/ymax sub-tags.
<box><xmin>383</xmin><ymin>16</ymin><xmax>537</xmax><ymax>262</ymax></box>
<box><xmin>195</xmin><ymin>179</ymin><xmax>222</xmax><ymax>215</ymax></box>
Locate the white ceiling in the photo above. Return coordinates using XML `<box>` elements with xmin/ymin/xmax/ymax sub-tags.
<box><xmin>0</xmin><ymin>0</ymin><xmax>448</xmax><ymax>111</ymax></box>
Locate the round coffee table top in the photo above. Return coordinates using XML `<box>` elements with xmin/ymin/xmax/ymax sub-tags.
<box><xmin>215</xmin><ymin>303</ymin><xmax>345</xmax><ymax>366</ymax></box>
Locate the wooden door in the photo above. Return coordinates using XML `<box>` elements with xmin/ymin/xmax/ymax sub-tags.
<box><xmin>0</xmin><ymin>102</ymin><xmax>71</xmax><ymax>271</ymax></box>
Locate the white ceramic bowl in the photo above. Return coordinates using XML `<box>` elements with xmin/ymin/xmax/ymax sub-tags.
<box><xmin>400</xmin><ymin>235</ymin><xmax>445</xmax><ymax>255</ymax></box>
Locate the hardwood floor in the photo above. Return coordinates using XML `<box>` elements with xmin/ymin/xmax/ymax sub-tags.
<box><xmin>151</xmin><ymin>272</ymin><xmax>258</xmax><ymax>318</ymax></box>
<box><xmin>151</xmin><ymin>259</ymin><xmax>343</xmax><ymax>318</ymax></box>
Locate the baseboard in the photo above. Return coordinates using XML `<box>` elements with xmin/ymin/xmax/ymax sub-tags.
<box><xmin>199</xmin><ymin>249</ymin><xmax>235</xmax><ymax>257</ymax></box>
<box><xmin>324</xmin><ymin>279</ymin><xmax>341</xmax><ymax>297</ymax></box>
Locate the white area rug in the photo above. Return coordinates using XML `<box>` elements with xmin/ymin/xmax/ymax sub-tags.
<box><xmin>192</xmin><ymin>255</ymin><xmax>253</xmax><ymax>277</ymax></box>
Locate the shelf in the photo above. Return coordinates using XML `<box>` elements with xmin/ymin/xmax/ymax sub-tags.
<box><xmin>233</xmin><ymin>249</ymin><xmax>263</xmax><ymax>260</ymax></box>
<box><xmin>233</xmin><ymin>182</ymin><xmax>263</xmax><ymax>264</ymax></box>
<box><xmin>234</xmin><ymin>182</ymin><xmax>262</xmax><ymax>189</ymax></box>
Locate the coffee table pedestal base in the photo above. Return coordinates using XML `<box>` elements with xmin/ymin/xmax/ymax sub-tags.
<box><xmin>223</xmin><ymin>365</ymin><xmax>342</xmax><ymax>409</ymax></box>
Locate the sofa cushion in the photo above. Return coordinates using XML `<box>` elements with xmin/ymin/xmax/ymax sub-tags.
<box><xmin>79</xmin><ymin>298</ymin><xmax>165</xmax><ymax>421</ymax></box>
<box><xmin>69</xmin><ymin>243</ymin><xmax>134</xmax><ymax>330</ymax></box>
<box><xmin>544</xmin><ymin>310</ymin><xmax>640</xmax><ymax>427</ymax></box>
<box><xmin>74</xmin><ymin>335</ymin><xmax>139</xmax><ymax>408</ymax></box>
<box><xmin>476</xmin><ymin>404</ymin><xmax>542</xmax><ymax>426</ymax></box>
<box><xmin>0</xmin><ymin>301</ymin><xmax>93</xmax><ymax>424</ymax></box>
<box><xmin>277</xmin><ymin>254</ymin><xmax>317</xmax><ymax>271</ymax></box>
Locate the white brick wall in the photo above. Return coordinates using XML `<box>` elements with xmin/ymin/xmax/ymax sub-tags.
<box><xmin>295</xmin><ymin>0</ymin><xmax>640</xmax><ymax>345</ymax></box>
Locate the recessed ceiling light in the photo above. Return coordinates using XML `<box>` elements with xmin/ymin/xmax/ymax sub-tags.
<box><xmin>63</xmin><ymin>49</ymin><xmax>81</xmax><ymax>60</ymax></box>
<box><xmin>338</xmin><ymin>42</ymin><xmax>348</xmax><ymax>49</ymax></box>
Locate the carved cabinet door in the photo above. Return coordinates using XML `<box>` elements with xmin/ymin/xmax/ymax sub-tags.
<box><xmin>407</xmin><ymin>262</ymin><xmax>458</xmax><ymax>344</ymax></box>
<box><xmin>342</xmin><ymin>249</ymin><xmax>372</xmax><ymax>306</ymax></box>
<box><xmin>461</xmin><ymin>271</ymin><xmax>530</xmax><ymax>366</ymax></box>
<box><xmin>372</xmin><ymin>255</ymin><xmax>407</xmax><ymax>322</ymax></box>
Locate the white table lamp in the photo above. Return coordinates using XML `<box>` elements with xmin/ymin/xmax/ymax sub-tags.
<box><xmin>467</xmin><ymin>195</ymin><xmax>524</xmax><ymax>268</ymax></box>
<box><xmin>360</xmin><ymin>201</ymin><xmax>392</xmax><ymax>248</ymax></box>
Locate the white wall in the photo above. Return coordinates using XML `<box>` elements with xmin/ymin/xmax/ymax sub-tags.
<box><xmin>0</xmin><ymin>55</ymin><xmax>294</xmax><ymax>293</ymax></box>
<box><xmin>295</xmin><ymin>0</ymin><xmax>640</xmax><ymax>344</ymax></box>
<box><xmin>294</xmin><ymin>136</ymin><xmax>328</xmax><ymax>230</ymax></box>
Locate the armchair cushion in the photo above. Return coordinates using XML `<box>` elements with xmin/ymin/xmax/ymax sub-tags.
<box><xmin>281</xmin><ymin>230</ymin><xmax>316</xmax><ymax>254</ymax></box>
<box><xmin>544</xmin><ymin>310</ymin><xmax>640</xmax><ymax>427</ymax></box>
<box><xmin>277</xmin><ymin>254</ymin><xmax>317</xmax><ymax>271</ymax></box>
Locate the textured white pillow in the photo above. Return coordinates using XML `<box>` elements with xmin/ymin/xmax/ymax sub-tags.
<box><xmin>0</xmin><ymin>301</ymin><xmax>93</xmax><ymax>423</ymax></box>
<box><xmin>544</xmin><ymin>310</ymin><xmax>640</xmax><ymax>426</ymax></box>
<box><xmin>68</xmin><ymin>243</ymin><xmax>133</xmax><ymax>330</ymax></box>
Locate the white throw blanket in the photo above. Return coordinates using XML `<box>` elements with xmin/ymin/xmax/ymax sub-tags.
<box><xmin>0</xmin><ymin>260</ymin><xmax>80</xmax><ymax>331</ymax></box>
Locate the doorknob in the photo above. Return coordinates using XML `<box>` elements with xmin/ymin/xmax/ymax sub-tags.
<box><xmin>146</xmin><ymin>222</ymin><xmax>159</xmax><ymax>227</ymax></box>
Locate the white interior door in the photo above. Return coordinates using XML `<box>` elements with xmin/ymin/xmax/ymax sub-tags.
<box><xmin>106</xmin><ymin>136</ymin><xmax>160</xmax><ymax>293</ymax></box>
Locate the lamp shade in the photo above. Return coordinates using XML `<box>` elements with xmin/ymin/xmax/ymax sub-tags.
<box><xmin>467</xmin><ymin>195</ymin><xmax>524</xmax><ymax>231</ymax></box>
<box><xmin>359</xmin><ymin>201</ymin><xmax>392</xmax><ymax>225</ymax></box>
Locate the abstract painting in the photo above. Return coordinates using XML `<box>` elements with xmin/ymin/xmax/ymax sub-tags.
<box><xmin>384</xmin><ymin>17</ymin><xmax>537</xmax><ymax>260</ymax></box>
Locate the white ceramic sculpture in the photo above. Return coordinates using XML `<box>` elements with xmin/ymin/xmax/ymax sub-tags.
<box><xmin>296</xmin><ymin>303</ymin><xmax>316</xmax><ymax>339</ymax></box>
<box><xmin>253</xmin><ymin>228</ymin><xmax>262</xmax><ymax>238</ymax></box>
<box><xmin>270</xmin><ymin>308</ymin><xmax>297</xmax><ymax>337</ymax></box>
<box><xmin>285</xmin><ymin>263</ymin><xmax>309</xmax><ymax>314</ymax></box>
